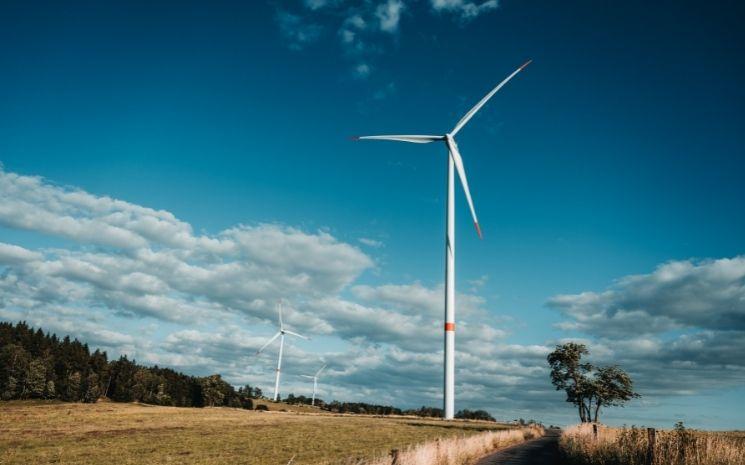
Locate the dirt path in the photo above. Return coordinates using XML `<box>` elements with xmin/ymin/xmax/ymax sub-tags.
<box><xmin>475</xmin><ymin>429</ymin><xmax>562</xmax><ymax>465</ymax></box>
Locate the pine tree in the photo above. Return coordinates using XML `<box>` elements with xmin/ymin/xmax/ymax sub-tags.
<box><xmin>66</xmin><ymin>371</ymin><xmax>82</xmax><ymax>401</ymax></box>
<box><xmin>2</xmin><ymin>376</ymin><xmax>17</xmax><ymax>400</ymax></box>
<box><xmin>45</xmin><ymin>380</ymin><xmax>56</xmax><ymax>399</ymax></box>
<box><xmin>83</xmin><ymin>372</ymin><xmax>100</xmax><ymax>403</ymax></box>
<box><xmin>26</xmin><ymin>358</ymin><xmax>47</xmax><ymax>398</ymax></box>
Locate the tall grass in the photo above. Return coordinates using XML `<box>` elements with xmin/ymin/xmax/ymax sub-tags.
<box><xmin>353</xmin><ymin>425</ymin><xmax>544</xmax><ymax>465</ymax></box>
<box><xmin>560</xmin><ymin>423</ymin><xmax>745</xmax><ymax>465</ymax></box>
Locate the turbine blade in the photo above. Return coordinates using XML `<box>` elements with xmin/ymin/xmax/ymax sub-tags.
<box><xmin>278</xmin><ymin>301</ymin><xmax>284</xmax><ymax>330</ymax></box>
<box><xmin>256</xmin><ymin>332</ymin><xmax>281</xmax><ymax>354</ymax></box>
<box><xmin>352</xmin><ymin>135</ymin><xmax>443</xmax><ymax>144</ymax></box>
<box><xmin>446</xmin><ymin>137</ymin><xmax>482</xmax><ymax>239</ymax></box>
<box><xmin>451</xmin><ymin>60</ymin><xmax>531</xmax><ymax>136</ymax></box>
<box><xmin>284</xmin><ymin>329</ymin><xmax>310</xmax><ymax>340</ymax></box>
<box><xmin>300</xmin><ymin>375</ymin><xmax>314</xmax><ymax>379</ymax></box>
<box><xmin>315</xmin><ymin>364</ymin><xmax>327</xmax><ymax>377</ymax></box>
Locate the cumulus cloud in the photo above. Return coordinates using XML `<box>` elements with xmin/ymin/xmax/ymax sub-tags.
<box><xmin>549</xmin><ymin>257</ymin><xmax>745</xmax><ymax>336</ymax></box>
<box><xmin>0</xmin><ymin>168</ymin><xmax>374</xmax><ymax>324</ymax></box>
<box><xmin>548</xmin><ymin>256</ymin><xmax>745</xmax><ymax>403</ymax></box>
<box><xmin>0</xmin><ymin>170</ymin><xmax>193</xmax><ymax>249</ymax></box>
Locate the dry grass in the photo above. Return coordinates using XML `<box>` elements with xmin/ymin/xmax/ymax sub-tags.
<box><xmin>359</xmin><ymin>425</ymin><xmax>544</xmax><ymax>465</ymax></box>
<box><xmin>560</xmin><ymin>423</ymin><xmax>745</xmax><ymax>465</ymax></box>
<box><xmin>0</xmin><ymin>401</ymin><xmax>523</xmax><ymax>465</ymax></box>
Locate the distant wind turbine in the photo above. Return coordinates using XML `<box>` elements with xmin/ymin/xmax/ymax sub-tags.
<box><xmin>300</xmin><ymin>363</ymin><xmax>327</xmax><ymax>406</ymax></box>
<box><xmin>256</xmin><ymin>301</ymin><xmax>309</xmax><ymax>402</ymax></box>
<box><xmin>352</xmin><ymin>60</ymin><xmax>531</xmax><ymax>420</ymax></box>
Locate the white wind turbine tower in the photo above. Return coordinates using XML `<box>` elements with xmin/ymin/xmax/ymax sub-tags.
<box><xmin>353</xmin><ymin>60</ymin><xmax>531</xmax><ymax>420</ymax></box>
<box><xmin>256</xmin><ymin>301</ymin><xmax>309</xmax><ymax>402</ymax></box>
<box><xmin>300</xmin><ymin>363</ymin><xmax>327</xmax><ymax>406</ymax></box>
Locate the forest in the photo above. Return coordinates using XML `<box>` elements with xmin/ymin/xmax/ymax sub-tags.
<box><xmin>0</xmin><ymin>321</ymin><xmax>255</xmax><ymax>408</ymax></box>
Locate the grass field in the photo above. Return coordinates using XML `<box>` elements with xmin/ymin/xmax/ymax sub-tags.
<box><xmin>0</xmin><ymin>401</ymin><xmax>517</xmax><ymax>465</ymax></box>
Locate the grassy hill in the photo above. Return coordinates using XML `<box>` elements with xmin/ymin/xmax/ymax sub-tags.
<box><xmin>0</xmin><ymin>401</ymin><xmax>513</xmax><ymax>464</ymax></box>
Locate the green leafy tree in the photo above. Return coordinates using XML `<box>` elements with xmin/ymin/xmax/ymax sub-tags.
<box><xmin>548</xmin><ymin>343</ymin><xmax>639</xmax><ymax>422</ymax></box>
<box><xmin>456</xmin><ymin>409</ymin><xmax>496</xmax><ymax>422</ymax></box>
<box><xmin>547</xmin><ymin>342</ymin><xmax>595</xmax><ymax>422</ymax></box>
<box><xmin>200</xmin><ymin>375</ymin><xmax>226</xmax><ymax>407</ymax></box>
<box><xmin>589</xmin><ymin>365</ymin><xmax>639</xmax><ymax>422</ymax></box>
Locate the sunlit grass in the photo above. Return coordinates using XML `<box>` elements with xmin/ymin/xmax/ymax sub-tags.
<box><xmin>0</xmin><ymin>401</ymin><xmax>518</xmax><ymax>464</ymax></box>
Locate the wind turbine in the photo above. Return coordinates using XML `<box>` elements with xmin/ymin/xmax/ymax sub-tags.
<box><xmin>256</xmin><ymin>301</ymin><xmax>309</xmax><ymax>402</ymax></box>
<box><xmin>353</xmin><ymin>60</ymin><xmax>531</xmax><ymax>420</ymax></box>
<box><xmin>300</xmin><ymin>363</ymin><xmax>327</xmax><ymax>406</ymax></box>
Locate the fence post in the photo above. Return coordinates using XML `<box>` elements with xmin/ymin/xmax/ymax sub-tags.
<box><xmin>646</xmin><ymin>428</ymin><xmax>656</xmax><ymax>465</ymax></box>
<box><xmin>593</xmin><ymin>423</ymin><xmax>598</xmax><ymax>441</ymax></box>
<box><xmin>390</xmin><ymin>449</ymin><xmax>400</xmax><ymax>465</ymax></box>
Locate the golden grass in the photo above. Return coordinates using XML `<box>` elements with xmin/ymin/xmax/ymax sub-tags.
<box><xmin>360</xmin><ymin>425</ymin><xmax>544</xmax><ymax>465</ymax></box>
<box><xmin>0</xmin><ymin>401</ymin><xmax>521</xmax><ymax>465</ymax></box>
<box><xmin>560</xmin><ymin>423</ymin><xmax>745</xmax><ymax>465</ymax></box>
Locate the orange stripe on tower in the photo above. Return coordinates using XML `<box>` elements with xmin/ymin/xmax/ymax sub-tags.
<box><xmin>444</xmin><ymin>323</ymin><xmax>455</xmax><ymax>332</ymax></box>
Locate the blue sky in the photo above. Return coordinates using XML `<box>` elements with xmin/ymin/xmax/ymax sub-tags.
<box><xmin>1</xmin><ymin>0</ymin><xmax>744</xmax><ymax>429</ymax></box>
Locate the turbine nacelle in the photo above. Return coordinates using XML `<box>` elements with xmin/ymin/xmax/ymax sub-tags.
<box><xmin>353</xmin><ymin>61</ymin><xmax>531</xmax><ymax>240</ymax></box>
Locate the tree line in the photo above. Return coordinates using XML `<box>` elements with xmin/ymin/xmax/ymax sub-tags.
<box><xmin>1</xmin><ymin>321</ymin><xmax>500</xmax><ymax>422</ymax></box>
<box><xmin>282</xmin><ymin>394</ymin><xmax>497</xmax><ymax>421</ymax></box>
<box><xmin>0</xmin><ymin>321</ymin><xmax>257</xmax><ymax>408</ymax></box>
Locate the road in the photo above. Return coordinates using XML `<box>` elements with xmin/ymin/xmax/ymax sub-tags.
<box><xmin>475</xmin><ymin>429</ymin><xmax>562</xmax><ymax>465</ymax></box>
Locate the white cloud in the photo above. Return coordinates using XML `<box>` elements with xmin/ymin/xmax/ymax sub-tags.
<box><xmin>358</xmin><ymin>237</ymin><xmax>383</xmax><ymax>248</ymax></box>
<box><xmin>354</xmin><ymin>63</ymin><xmax>372</xmax><ymax>78</ymax></box>
<box><xmin>548</xmin><ymin>256</ymin><xmax>745</xmax><ymax>335</ymax></box>
<box><xmin>430</xmin><ymin>0</ymin><xmax>499</xmax><ymax>19</ymax></box>
<box><xmin>376</xmin><ymin>0</ymin><xmax>405</xmax><ymax>33</ymax></box>
<box><xmin>0</xmin><ymin>242</ymin><xmax>42</xmax><ymax>264</ymax></box>
<box><xmin>352</xmin><ymin>282</ymin><xmax>486</xmax><ymax>319</ymax></box>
